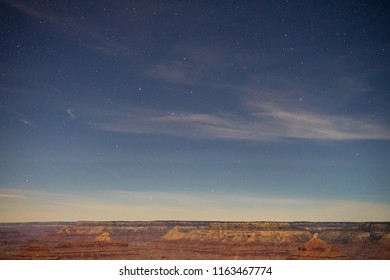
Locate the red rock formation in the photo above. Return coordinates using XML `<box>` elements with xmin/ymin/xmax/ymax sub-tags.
<box><xmin>0</xmin><ymin>221</ymin><xmax>389</xmax><ymax>259</ymax></box>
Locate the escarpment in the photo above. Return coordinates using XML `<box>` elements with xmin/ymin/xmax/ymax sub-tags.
<box><xmin>161</xmin><ymin>225</ymin><xmax>311</xmax><ymax>243</ymax></box>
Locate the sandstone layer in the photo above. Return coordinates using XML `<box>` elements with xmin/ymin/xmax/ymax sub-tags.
<box><xmin>0</xmin><ymin>221</ymin><xmax>389</xmax><ymax>259</ymax></box>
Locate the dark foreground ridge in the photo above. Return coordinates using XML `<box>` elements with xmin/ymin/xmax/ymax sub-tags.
<box><xmin>1</xmin><ymin>221</ymin><xmax>389</xmax><ymax>259</ymax></box>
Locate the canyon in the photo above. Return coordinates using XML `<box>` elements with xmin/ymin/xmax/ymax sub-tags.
<box><xmin>0</xmin><ymin>221</ymin><xmax>389</xmax><ymax>259</ymax></box>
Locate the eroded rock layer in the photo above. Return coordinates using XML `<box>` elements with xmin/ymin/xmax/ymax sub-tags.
<box><xmin>0</xmin><ymin>221</ymin><xmax>389</xmax><ymax>259</ymax></box>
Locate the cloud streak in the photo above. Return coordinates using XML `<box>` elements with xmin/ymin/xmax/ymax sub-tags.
<box><xmin>139</xmin><ymin>42</ymin><xmax>390</xmax><ymax>142</ymax></box>
<box><xmin>66</xmin><ymin>108</ymin><xmax>76</xmax><ymax>120</ymax></box>
<box><xmin>148</xmin><ymin>62</ymin><xmax>199</xmax><ymax>85</ymax></box>
<box><xmin>2</xmin><ymin>0</ymin><xmax>138</xmax><ymax>58</ymax></box>
<box><xmin>84</xmin><ymin>99</ymin><xmax>390</xmax><ymax>142</ymax></box>
<box><xmin>19</xmin><ymin>118</ymin><xmax>37</xmax><ymax>127</ymax></box>
<box><xmin>0</xmin><ymin>193</ymin><xmax>26</xmax><ymax>199</ymax></box>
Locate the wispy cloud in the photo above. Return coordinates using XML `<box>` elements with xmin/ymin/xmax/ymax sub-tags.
<box><xmin>2</xmin><ymin>0</ymin><xmax>137</xmax><ymax>57</ymax></box>
<box><xmin>147</xmin><ymin>42</ymin><xmax>258</xmax><ymax>86</ymax></box>
<box><xmin>19</xmin><ymin>118</ymin><xmax>37</xmax><ymax>127</ymax></box>
<box><xmin>2</xmin><ymin>0</ymin><xmax>54</xmax><ymax>22</ymax></box>
<box><xmin>143</xmin><ymin>43</ymin><xmax>389</xmax><ymax>142</ymax></box>
<box><xmin>0</xmin><ymin>193</ymin><xmax>26</xmax><ymax>199</ymax></box>
<box><xmin>148</xmin><ymin>62</ymin><xmax>198</xmax><ymax>85</ymax></box>
<box><xmin>7</xmin><ymin>109</ymin><xmax>39</xmax><ymax>128</ymax></box>
<box><xmin>66</xmin><ymin>108</ymin><xmax>76</xmax><ymax>119</ymax></box>
<box><xmin>247</xmin><ymin>100</ymin><xmax>390</xmax><ymax>141</ymax></box>
<box><xmin>83</xmin><ymin>99</ymin><xmax>390</xmax><ymax>142</ymax></box>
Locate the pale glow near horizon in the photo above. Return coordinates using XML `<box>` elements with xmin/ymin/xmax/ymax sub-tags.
<box><xmin>1</xmin><ymin>188</ymin><xmax>389</xmax><ymax>222</ymax></box>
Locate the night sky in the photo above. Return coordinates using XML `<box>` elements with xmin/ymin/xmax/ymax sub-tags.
<box><xmin>1</xmin><ymin>0</ymin><xmax>389</xmax><ymax>222</ymax></box>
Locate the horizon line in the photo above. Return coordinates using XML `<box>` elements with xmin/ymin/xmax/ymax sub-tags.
<box><xmin>1</xmin><ymin>219</ymin><xmax>389</xmax><ymax>224</ymax></box>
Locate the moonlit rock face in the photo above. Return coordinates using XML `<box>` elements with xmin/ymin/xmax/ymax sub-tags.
<box><xmin>95</xmin><ymin>232</ymin><xmax>112</xmax><ymax>242</ymax></box>
<box><xmin>0</xmin><ymin>1</ymin><xmax>389</xmax><ymax>222</ymax></box>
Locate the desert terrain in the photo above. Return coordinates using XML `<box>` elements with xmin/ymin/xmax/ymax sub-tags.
<box><xmin>0</xmin><ymin>221</ymin><xmax>389</xmax><ymax>259</ymax></box>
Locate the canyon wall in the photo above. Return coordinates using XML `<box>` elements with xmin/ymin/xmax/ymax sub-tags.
<box><xmin>1</xmin><ymin>221</ymin><xmax>389</xmax><ymax>259</ymax></box>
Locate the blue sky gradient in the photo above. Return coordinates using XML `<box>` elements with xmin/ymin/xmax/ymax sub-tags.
<box><xmin>1</xmin><ymin>0</ymin><xmax>389</xmax><ymax>221</ymax></box>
